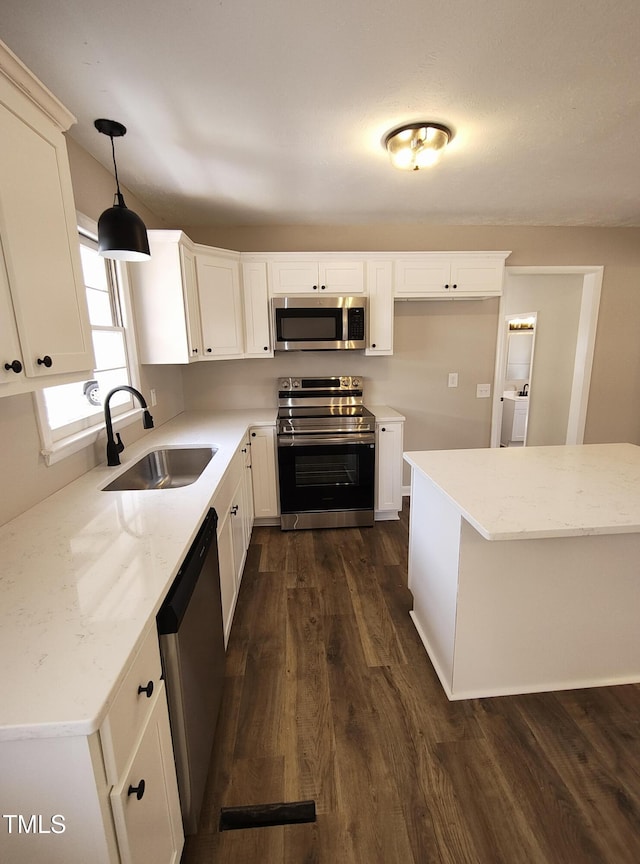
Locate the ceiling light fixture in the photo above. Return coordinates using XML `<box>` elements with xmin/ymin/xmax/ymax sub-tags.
<box><xmin>384</xmin><ymin>122</ymin><xmax>452</xmax><ymax>171</ymax></box>
<box><xmin>94</xmin><ymin>118</ymin><xmax>150</xmax><ymax>261</ymax></box>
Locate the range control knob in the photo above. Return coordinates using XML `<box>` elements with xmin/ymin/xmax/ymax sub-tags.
<box><xmin>351</xmin><ymin>377</ymin><xmax>360</xmax><ymax>388</ymax></box>
<box><xmin>292</xmin><ymin>378</ymin><xmax>301</xmax><ymax>388</ymax></box>
<box><xmin>279</xmin><ymin>378</ymin><xmax>291</xmax><ymax>390</ymax></box>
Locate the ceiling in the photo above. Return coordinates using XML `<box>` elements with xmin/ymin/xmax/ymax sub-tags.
<box><xmin>2</xmin><ymin>0</ymin><xmax>640</xmax><ymax>229</ymax></box>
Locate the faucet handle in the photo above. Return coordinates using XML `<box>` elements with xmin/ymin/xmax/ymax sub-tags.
<box><xmin>115</xmin><ymin>432</ymin><xmax>125</xmax><ymax>454</ymax></box>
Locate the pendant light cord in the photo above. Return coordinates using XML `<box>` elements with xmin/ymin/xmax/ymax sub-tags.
<box><xmin>109</xmin><ymin>134</ymin><xmax>124</xmax><ymax>202</ymax></box>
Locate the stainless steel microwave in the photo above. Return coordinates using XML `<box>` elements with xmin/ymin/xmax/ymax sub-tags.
<box><xmin>271</xmin><ymin>296</ymin><xmax>367</xmax><ymax>351</ymax></box>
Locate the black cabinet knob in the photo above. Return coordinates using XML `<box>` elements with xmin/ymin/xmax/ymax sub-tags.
<box><xmin>263</xmin><ymin>346</ymin><xmax>268</xmax><ymax>351</ymax></box>
<box><xmin>206</xmin><ymin>348</ymin><xmax>212</xmax><ymax>353</ymax></box>
<box><xmin>192</xmin><ymin>348</ymin><xmax>198</xmax><ymax>354</ymax></box>
<box><xmin>320</xmin><ymin>285</ymin><xmax>326</xmax><ymax>290</ymax></box>
<box><xmin>251</xmin><ymin>432</ymin><xmax>256</xmax><ymax>437</ymax></box>
<box><xmin>452</xmin><ymin>284</ymin><xmax>457</xmax><ymax>290</ymax></box>
<box><xmin>37</xmin><ymin>355</ymin><xmax>53</xmax><ymax>367</ymax></box>
<box><xmin>137</xmin><ymin>681</ymin><xmax>154</xmax><ymax>698</ymax></box>
<box><xmin>312</xmin><ymin>285</ymin><xmax>318</xmax><ymax>290</ymax></box>
<box><xmin>127</xmin><ymin>779</ymin><xmax>145</xmax><ymax>801</ymax></box>
<box><xmin>381</xmin><ymin>427</ymin><xmax>386</xmax><ymax>432</ymax></box>
<box><xmin>4</xmin><ymin>360</ymin><xmax>22</xmax><ymax>373</ymax></box>
<box><xmin>444</xmin><ymin>284</ymin><xmax>450</xmax><ymax>290</ymax></box>
<box><xmin>371</xmin><ymin>343</ymin><xmax>376</xmax><ymax>349</ymax></box>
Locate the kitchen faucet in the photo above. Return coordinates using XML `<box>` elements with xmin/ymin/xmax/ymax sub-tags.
<box><xmin>104</xmin><ymin>386</ymin><xmax>154</xmax><ymax>466</ymax></box>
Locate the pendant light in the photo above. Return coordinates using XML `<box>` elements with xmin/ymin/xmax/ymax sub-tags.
<box><xmin>384</xmin><ymin>122</ymin><xmax>452</xmax><ymax>171</ymax></box>
<box><xmin>94</xmin><ymin>118</ymin><xmax>150</xmax><ymax>261</ymax></box>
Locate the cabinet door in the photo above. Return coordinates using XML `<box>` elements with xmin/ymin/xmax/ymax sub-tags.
<box><xmin>241</xmin><ymin>434</ymin><xmax>254</xmax><ymax>547</ymax></box>
<box><xmin>366</xmin><ymin>261</ymin><xmax>393</xmax><ymax>355</ymax></box>
<box><xmin>217</xmin><ymin>509</ymin><xmax>237</xmax><ymax>647</ymax></box>
<box><xmin>376</xmin><ymin>421</ymin><xmax>404</xmax><ymax>514</ymax></box>
<box><xmin>0</xmin><ymin>236</ymin><xmax>25</xmax><ymax>388</ymax></box>
<box><xmin>180</xmin><ymin>244</ymin><xmax>203</xmax><ymax>359</ymax></box>
<box><xmin>449</xmin><ymin>256</ymin><xmax>504</xmax><ymax>295</ymax></box>
<box><xmin>229</xmin><ymin>478</ymin><xmax>246</xmax><ymax>590</ymax></box>
<box><xmin>0</xmin><ymin>100</ymin><xmax>93</xmax><ymax>378</ymax></box>
<box><xmin>394</xmin><ymin>256</ymin><xmax>452</xmax><ymax>297</ymax></box>
<box><xmin>249</xmin><ymin>426</ymin><xmax>279</xmax><ymax>518</ymax></box>
<box><xmin>318</xmin><ymin>260</ymin><xmax>365</xmax><ymax>293</ymax></box>
<box><xmin>270</xmin><ymin>260</ymin><xmax>319</xmax><ymax>293</ymax></box>
<box><xmin>110</xmin><ymin>683</ymin><xmax>183</xmax><ymax>864</ymax></box>
<box><xmin>242</xmin><ymin>262</ymin><xmax>272</xmax><ymax>357</ymax></box>
<box><xmin>196</xmin><ymin>252</ymin><xmax>244</xmax><ymax>357</ymax></box>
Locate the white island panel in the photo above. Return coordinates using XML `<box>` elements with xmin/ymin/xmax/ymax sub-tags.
<box><xmin>405</xmin><ymin>444</ymin><xmax>640</xmax><ymax>700</ymax></box>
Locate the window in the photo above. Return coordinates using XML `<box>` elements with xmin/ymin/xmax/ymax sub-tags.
<box><xmin>35</xmin><ymin>216</ymin><xmax>140</xmax><ymax>463</ymax></box>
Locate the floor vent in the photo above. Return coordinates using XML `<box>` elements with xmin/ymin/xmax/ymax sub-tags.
<box><xmin>219</xmin><ymin>800</ymin><xmax>316</xmax><ymax>831</ymax></box>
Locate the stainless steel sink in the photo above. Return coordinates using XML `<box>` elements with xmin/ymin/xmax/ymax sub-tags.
<box><xmin>102</xmin><ymin>447</ymin><xmax>216</xmax><ymax>491</ymax></box>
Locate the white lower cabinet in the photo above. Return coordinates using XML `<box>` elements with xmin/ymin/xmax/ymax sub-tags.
<box><xmin>249</xmin><ymin>425</ymin><xmax>279</xmax><ymax>521</ymax></box>
<box><xmin>375</xmin><ymin>418</ymin><xmax>404</xmax><ymax>518</ymax></box>
<box><xmin>109</xmin><ymin>686</ymin><xmax>182</xmax><ymax>864</ymax></box>
<box><xmin>0</xmin><ymin>626</ymin><xmax>183</xmax><ymax>864</ymax></box>
<box><xmin>213</xmin><ymin>435</ymin><xmax>255</xmax><ymax>645</ymax></box>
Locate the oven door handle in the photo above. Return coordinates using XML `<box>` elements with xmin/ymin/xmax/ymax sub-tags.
<box><xmin>278</xmin><ymin>432</ymin><xmax>376</xmax><ymax>447</ymax></box>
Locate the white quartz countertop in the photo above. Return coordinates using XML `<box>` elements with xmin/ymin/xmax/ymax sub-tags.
<box><xmin>0</xmin><ymin>409</ymin><xmax>275</xmax><ymax>742</ymax></box>
<box><xmin>368</xmin><ymin>405</ymin><xmax>406</xmax><ymax>422</ymax></box>
<box><xmin>404</xmin><ymin>443</ymin><xmax>640</xmax><ymax>541</ymax></box>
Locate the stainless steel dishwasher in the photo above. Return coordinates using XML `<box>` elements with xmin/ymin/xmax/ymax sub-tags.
<box><xmin>157</xmin><ymin>507</ymin><xmax>225</xmax><ymax>835</ymax></box>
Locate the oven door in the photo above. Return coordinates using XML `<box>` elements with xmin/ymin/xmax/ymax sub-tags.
<box><xmin>277</xmin><ymin>434</ymin><xmax>375</xmax><ymax>530</ymax></box>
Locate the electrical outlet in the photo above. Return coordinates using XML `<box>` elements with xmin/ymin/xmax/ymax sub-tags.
<box><xmin>448</xmin><ymin>372</ymin><xmax>458</xmax><ymax>388</ymax></box>
<box><xmin>476</xmin><ymin>383</ymin><xmax>491</xmax><ymax>398</ymax></box>
<box><xmin>149</xmin><ymin>388</ymin><xmax>157</xmax><ymax>407</ymax></box>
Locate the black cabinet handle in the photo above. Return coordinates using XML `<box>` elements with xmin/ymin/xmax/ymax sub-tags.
<box><xmin>312</xmin><ymin>285</ymin><xmax>318</xmax><ymax>290</ymax></box>
<box><xmin>192</xmin><ymin>348</ymin><xmax>198</xmax><ymax>354</ymax></box>
<box><xmin>251</xmin><ymin>432</ymin><xmax>256</xmax><ymax>437</ymax></box>
<box><xmin>4</xmin><ymin>360</ymin><xmax>22</xmax><ymax>373</ymax></box>
<box><xmin>231</xmin><ymin>504</ymin><xmax>239</xmax><ymax>515</ymax></box>
<box><xmin>452</xmin><ymin>283</ymin><xmax>457</xmax><ymax>290</ymax></box>
<box><xmin>371</xmin><ymin>343</ymin><xmax>376</xmax><ymax>349</ymax></box>
<box><xmin>137</xmin><ymin>681</ymin><xmax>154</xmax><ymax>698</ymax></box>
<box><xmin>37</xmin><ymin>355</ymin><xmax>53</xmax><ymax>367</ymax></box>
<box><xmin>381</xmin><ymin>427</ymin><xmax>386</xmax><ymax>432</ymax></box>
<box><xmin>263</xmin><ymin>346</ymin><xmax>268</xmax><ymax>351</ymax></box>
<box><xmin>320</xmin><ymin>285</ymin><xmax>326</xmax><ymax>290</ymax></box>
<box><xmin>127</xmin><ymin>779</ymin><xmax>145</xmax><ymax>801</ymax></box>
<box><xmin>206</xmin><ymin>348</ymin><xmax>212</xmax><ymax>353</ymax></box>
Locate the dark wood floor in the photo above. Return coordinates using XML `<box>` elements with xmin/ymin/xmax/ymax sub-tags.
<box><xmin>182</xmin><ymin>504</ymin><xmax>640</xmax><ymax>863</ymax></box>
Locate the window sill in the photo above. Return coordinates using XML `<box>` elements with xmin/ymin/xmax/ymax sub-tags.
<box><xmin>41</xmin><ymin>408</ymin><xmax>145</xmax><ymax>466</ymax></box>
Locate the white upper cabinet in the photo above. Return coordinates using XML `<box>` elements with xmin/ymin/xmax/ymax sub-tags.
<box><xmin>394</xmin><ymin>252</ymin><xmax>509</xmax><ymax>298</ymax></box>
<box><xmin>269</xmin><ymin>258</ymin><xmax>365</xmax><ymax>294</ymax></box>
<box><xmin>242</xmin><ymin>262</ymin><xmax>272</xmax><ymax>357</ymax></box>
<box><xmin>129</xmin><ymin>231</ymin><xmax>201</xmax><ymax>364</ymax></box>
<box><xmin>0</xmin><ymin>41</ymin><xmax>94</xmax><ymax>394</ymax></box>
<box><xmin>195</xmin><ymin>246</ymin><xmax>244</xmax><ymax>359</ymax></box>
<box><xmin>130</xmin><ymin>233</ymin><xmax>246</xmax><ymax>364</ymax></box>
<box><xmin>365</xmin><ymin>260</ymin><xmax>394</xmax><ymax>355</ymax></box>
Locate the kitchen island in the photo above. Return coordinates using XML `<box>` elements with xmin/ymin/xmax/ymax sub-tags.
<box><xmin>404</xmin><ymin>443</ymin><xmax>640</xmax><ymax>700</ymax></box>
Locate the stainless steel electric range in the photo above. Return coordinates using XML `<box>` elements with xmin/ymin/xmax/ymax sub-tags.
<box><xmin>276</xmin><ymin>376</ymin><xmax>375</xmax><ymax>530</ymax></box>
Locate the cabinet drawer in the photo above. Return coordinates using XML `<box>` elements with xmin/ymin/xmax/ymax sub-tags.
<box><xmin>101</xmin><ymin>625</ymin><xmax>163</xmax><ymax>784</ymax></box>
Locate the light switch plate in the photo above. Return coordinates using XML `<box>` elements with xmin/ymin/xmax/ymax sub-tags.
<box><xmin>448</xmin><ymin>372</ymin><xmax>458</xmax><ymax>388</ymax></box>
<box><xmin>476</xmin><ymin>383</ymin><xmax>491</xmax><ymax>398</ymax></box>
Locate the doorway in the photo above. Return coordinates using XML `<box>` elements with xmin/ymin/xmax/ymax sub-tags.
<box><xmin>490</xmin><ymin>266</ymin><xmax>603</xmax><ymax>448</ymax></box>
